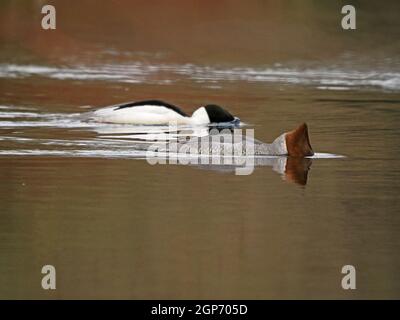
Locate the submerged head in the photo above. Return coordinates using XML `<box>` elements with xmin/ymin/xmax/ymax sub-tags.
<box><xmin>191</xmin><ymin>104</ymin><xmax>237</xmax><ymax>125</ymax></box>
<box><xmin>285</xmin><ymin>123</ymin><xmax>314</xmax><ymax>157</ymax></box>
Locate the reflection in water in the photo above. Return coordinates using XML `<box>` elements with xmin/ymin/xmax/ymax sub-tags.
<box><xmin>1</xmin><ymin>63</ymin><xmax>399</xmax><ymax>91</ymax></box>
<box><xmin>283</xmin><ymin>157</ymin><xmax>312</xmax><ymax>186</ymax></box>
<box><xmin>189</xmin><ymin>157</ymin><xmax>312</xmax><ymax>186</ymax></box>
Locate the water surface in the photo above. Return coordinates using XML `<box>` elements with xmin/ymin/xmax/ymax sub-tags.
<box><xmin>0</xmin><ymin>0</ymin><xmax>400</xmax><ymax>299</ymax></box>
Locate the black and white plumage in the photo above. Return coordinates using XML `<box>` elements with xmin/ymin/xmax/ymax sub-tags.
<box><xmin>90</xmin><ymin>100</ymin><xmax>239</xmax><ymax>125</ymax></box>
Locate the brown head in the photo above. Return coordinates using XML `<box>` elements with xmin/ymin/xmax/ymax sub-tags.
<box><xmin>285</xmin><ymin>123</ymin><xmax>314</xmax><ymax>157</ymax></box>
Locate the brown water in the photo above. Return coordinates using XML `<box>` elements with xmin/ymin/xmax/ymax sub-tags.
<box><xmin>1</xmin><ymin>0</ymin><xmax>400</xmax><ymax>299</ymax></box>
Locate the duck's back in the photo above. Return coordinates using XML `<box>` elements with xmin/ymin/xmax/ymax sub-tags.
<box><xmin>91</xmin><ymin>100</ymin><xmax>190</xmax><ymax>125</ymax></box>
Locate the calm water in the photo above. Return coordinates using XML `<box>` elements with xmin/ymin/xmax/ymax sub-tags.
<box><xmin>1</xmin><ymin>1</ymin><xmax>400</xmax><ymax>299</ymax></box>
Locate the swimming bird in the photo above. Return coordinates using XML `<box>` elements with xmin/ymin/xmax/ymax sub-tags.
<box><xmin>150</xmin><ymin>123</ymin><xmax>314</xmax><ymax>158</ymax></box>
<box><xmin>89</xmin><ymin>100</ymin><xmax>313</xmax><ymax>157</ymax></box>
<box><xmin>89</xmin><ymin>99</ymin><xmax>239</xmax><ymax>125</ymax></box>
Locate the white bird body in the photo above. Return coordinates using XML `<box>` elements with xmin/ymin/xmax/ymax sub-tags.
<box><xmin>90</xmin><ymin>100</ymin><xmax>236</xmax><ymax>125</ymax></box>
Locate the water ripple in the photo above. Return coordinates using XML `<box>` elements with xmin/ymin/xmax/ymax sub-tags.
<box><xmin>0</xmin><ymin>63</ymin><xmax>399</xmax><ymax>91</ymax></box>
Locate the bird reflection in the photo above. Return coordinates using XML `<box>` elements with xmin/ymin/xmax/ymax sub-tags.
<box><xmin>191</xmin><ymin>157</ymin><xmax>312</xmax><ymax>186</ymax></box>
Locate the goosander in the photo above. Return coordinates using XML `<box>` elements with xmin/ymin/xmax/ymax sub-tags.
<box><xmin>90</xmin><ymin>100</ymin><xmax>239</xmax><ymax>125</ymax></box>
<box><xmin>149</xmin><ymin>123</ymin><xmax>314</xmax><ymax>158</ymax></box>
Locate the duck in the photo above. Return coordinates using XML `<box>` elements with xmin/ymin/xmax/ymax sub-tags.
<box><xmin>88</xmin><ymin>100</ymin><xmax>314</xmax><ymax>157</ymax></box>
<box><xmin>89</xmin><ymin>99</ymin><xmax>240</xmax><ymax>125</ymax></box>
<box><xmin>148</xmin><ymin>123</ymin><xmax>314</xmax><ymax>158</ymax></box>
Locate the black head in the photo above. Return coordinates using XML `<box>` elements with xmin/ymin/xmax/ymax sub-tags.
<box><xmin>204</xmin><ymin>104</ymin><xmax>235</xmax><ymax>123</ymax></box>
